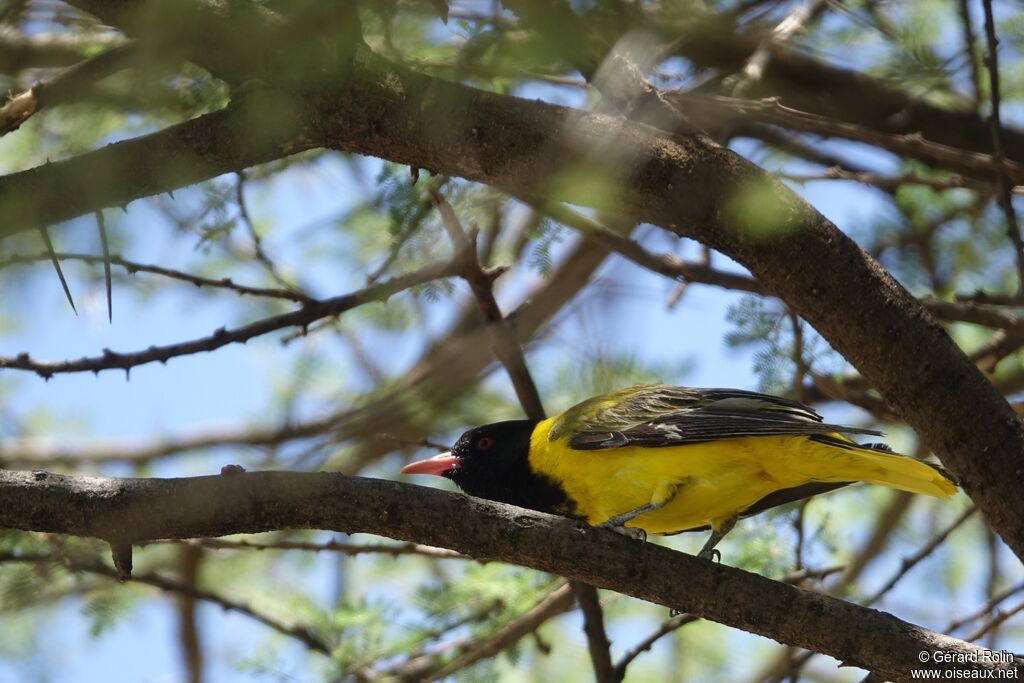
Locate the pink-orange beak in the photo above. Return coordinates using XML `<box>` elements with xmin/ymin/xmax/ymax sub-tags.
<box><xmin>401</xmin><ymin>451</ymin><xmax>459</xmax><ymax>476</ymax></box>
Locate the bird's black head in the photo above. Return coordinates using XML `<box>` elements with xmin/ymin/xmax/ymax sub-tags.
<box><xmin>402</xmin><ymin>419</ymin><xmax>571</xmax><ymax>514</ymax></box>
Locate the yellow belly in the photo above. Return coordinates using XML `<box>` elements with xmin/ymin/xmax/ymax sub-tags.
<box><xmin>526</xmin><ymin>416</ymin><xmax>947</xmax><ymax>534</ymax></box>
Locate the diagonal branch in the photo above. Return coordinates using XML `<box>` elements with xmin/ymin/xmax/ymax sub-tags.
<box><xmin>0</xmin><ymin>469</ymin><xmax>1018</xmax><ymax>683</ymax></box>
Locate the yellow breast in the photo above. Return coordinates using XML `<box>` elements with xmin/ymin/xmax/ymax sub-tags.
<box><xmin>526</xmin><ymin>417</ymin><xmax>951</xmax><ymax>534</ymax></box>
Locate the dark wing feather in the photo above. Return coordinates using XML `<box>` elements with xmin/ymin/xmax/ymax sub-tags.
<box><xmin>555</xmin><ymin>385</ymin><xmax>881</xmax><ymax>451</ymax></box>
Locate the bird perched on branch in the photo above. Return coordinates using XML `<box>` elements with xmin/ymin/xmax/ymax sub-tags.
<box><xmin>402</xmin><ymin>385</ymin><xmax>958</xmax><ymax>559</ymax></box>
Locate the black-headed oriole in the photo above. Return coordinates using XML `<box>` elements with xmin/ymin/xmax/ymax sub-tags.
<box><xmin>402</xmin><ymin>385</ymin><xmax>958</xmax><ymax>557</ymax></box>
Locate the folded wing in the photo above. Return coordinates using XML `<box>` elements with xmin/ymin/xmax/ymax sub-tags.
<box><xmin>550</xmin><ymin>385</ymin><xmax>881</xmax><ymax>451</ymax></box>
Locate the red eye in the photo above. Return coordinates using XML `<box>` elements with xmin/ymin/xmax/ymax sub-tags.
<box><xmin>476</xmin><ymin>436</ymin><xmax>494</xmax><ymax>450</ymax></box>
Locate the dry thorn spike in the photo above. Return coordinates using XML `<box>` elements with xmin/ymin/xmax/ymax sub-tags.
<box><xmin>96</xmin><ymin>211</ymin><xmax>113</xmax><ymax>322</ymax></box>
<box><xmin>38</xmin><ymin>227</ymin><xmax>77</xmax><ymax>314</ymax></box>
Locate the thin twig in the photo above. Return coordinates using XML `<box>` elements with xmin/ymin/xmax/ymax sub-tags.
<box><xmin>357</xmin><ymin>599</ymin><xmax>507</xmax><ymax>680</ymax></box>
<box><xmin>778</xmin><ymin>565</ymin><xmax>844</xmax><ymax>585</ymax></box>
<box><xmin>948</xmin><ymin>580</ymin><xmax>1024</xmax><ymax>633</ymax></box>
<box><xmin>235</xmin><ymin>171</ymin><xmax>294</xmax><ymax>291</ymax></box>
<box><xmin>422</xmin><ymin>583</ymin><xmax>575</xmax><ymax>682</ymax></box>
<box><xmin>964</xmin><ymin>599</ymin><xmax>1024</xmax><ymax>642</ymax></box>
<box><xmin>611</xmin><ymin>613</ymin><xmax>698</xmax><ymax>681</ymax></box>
<box><xmin>534</xmin><ymin>200</ymin><xmax>768</xmax><ymax>294</ymax></box>
<box><xmin>545</xmin><ymin>203</ymin><xmax>1024</xmax><ymax>336</ymax></box>
<box><xmin>0</xmin><ymin>259</ymin><xmax>458</xmax><ymax>378</ymax></box>
<box><xmin>429</xmin><ymin>186</ymin><xmax>544</xmax><ymax>418</ymax></box>
<box><xmin>957</xmin><ymin>0</ymin><xmax>984</xmax><ymax>111</ymax></box>
<box><xmin>0</xmin><ymin>251</ymin><xmax>313</xmax><ymax>302</ymax></box>
<box><xmin>0</xmin><ymin>414</ymin><xmax>342</xmax><ymax>466</ymax></box>
<box><xmin>862</xmin><ymin>506</ymin><xmax>978</xmax><ymax>606</ymax></box>
<box><xmin>980</xmin><ymin>0</ymin><xmax>1024</xmax><ymax>295</ymax></box>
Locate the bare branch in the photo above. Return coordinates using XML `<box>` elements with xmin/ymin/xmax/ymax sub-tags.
<box><xmin>429</xmin><ymin>187</ymin><xmax>544</xmax><ymax>419</ymax></box>
<box><xmin>0</xmin><ymin>251</ymin><xmax>313</xmax><ymax>302</ymax></box>
<box><xmin>964</xmin><ymin>600</ymin><xmax>1024</xmax><ymax>643</ymax></box>
<box><xmin>0</xmin><ymin>415</ymin><xmax>340</xmax><ymax>466</ymax></box>
<box><xmin>612</xmin><ymin>613</ymin><xmax>699</xmax><ymax>681</ymax></box>
<box><xmin>948</xmin><ymin>581</ymin><xmax>1024</xmax><ymax>634</ymax></box>
<box><xmin>862</xmin><ymin>506</ymin><xmax>978</xmax><ymax>606</ymax></box>
<box><xmin>235</xmin><ymin>170</ymin><xmax>295</xmax><ymax>291</ymax></box>
<box><xmin>729</xmin><ymin>0</ymin><xmax>828</xmax><ymax>97</ymax></box>
<box><xmin>0</xmin><ymin>260</ymin><xmax>458</xmax><ymax>377</ymax></box>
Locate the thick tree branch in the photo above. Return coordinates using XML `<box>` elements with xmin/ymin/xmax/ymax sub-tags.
<box><xmin>0</xmin><ymin>469</ymin><xmax>1018</xmax><ymax>683</ymax></box>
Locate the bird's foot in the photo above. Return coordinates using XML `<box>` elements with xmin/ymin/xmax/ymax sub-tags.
<box><xmin>697</xmin><ymin>547</ymin><xmax>721</xmax><ymax>562</ymax></box>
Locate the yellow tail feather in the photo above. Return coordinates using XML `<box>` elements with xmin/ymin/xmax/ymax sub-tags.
<box><xmin>812</xmin><ymin>439</ymin><xmax>958</xmax><ymax>499</ymax></box>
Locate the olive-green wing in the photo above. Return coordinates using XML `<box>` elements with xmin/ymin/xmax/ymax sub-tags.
<box><xmin>548</xmin><ymin>385</ymin><xmax>881</xmax><ymax>450</ymax></box>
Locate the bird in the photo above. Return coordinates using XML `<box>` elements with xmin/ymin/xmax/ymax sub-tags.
<box><xmin>401</xmin><ymin>384</ymin><xmax>958</xmax><ymax>559</ymax></box>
